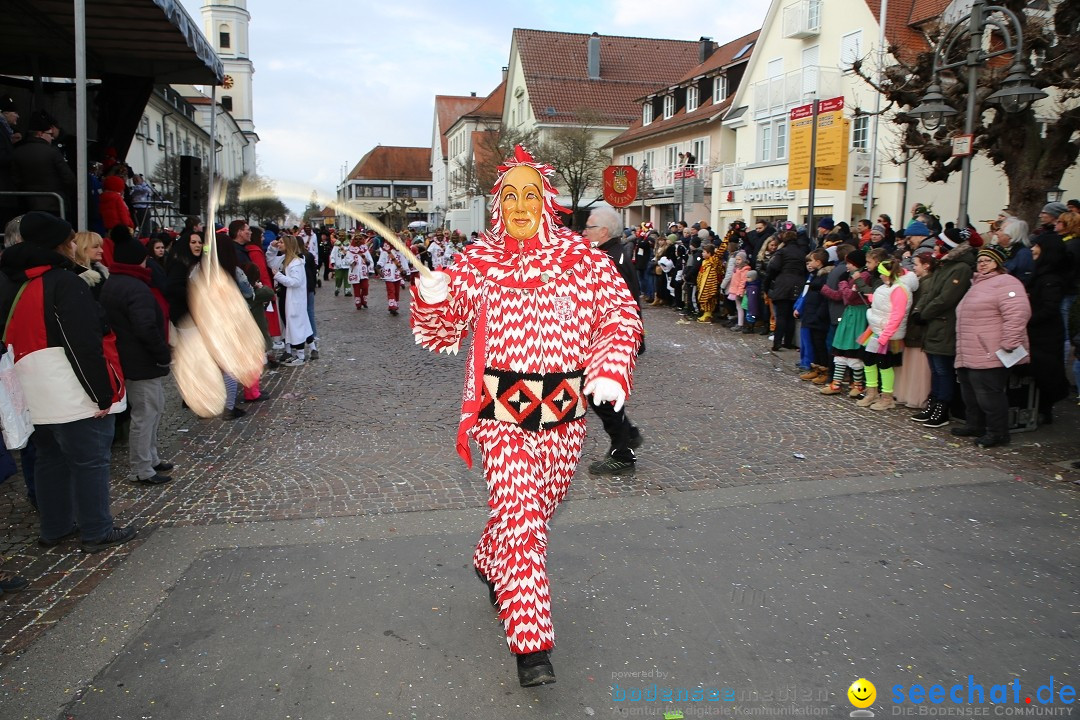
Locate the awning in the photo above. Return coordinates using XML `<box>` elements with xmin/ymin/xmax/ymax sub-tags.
<box><xmin>1</xmin><ymin>0</ymin><xmax>223</xmax><ymax>84</ymax></box>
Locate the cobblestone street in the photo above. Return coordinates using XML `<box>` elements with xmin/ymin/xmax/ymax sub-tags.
<box><xmin>1</xmin><ymin>281</ymin><xmax>1078</xmax><ymax>667</ymax></box>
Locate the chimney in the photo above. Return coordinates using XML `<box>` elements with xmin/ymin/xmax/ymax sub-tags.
<box><xmin>502</xmin><ymin>66</ymin><xmax>508</xmax><ymax>82</ymax></box>
<box><xmin>587</xmin><ymin>32</ymin><xmax>601</xmax><ymax>80</ymax></box>
<box><xmin>699</xmin><ymin>36</ymin><xmax>716</xmax><ymax>64</ymax></box>
<box><xmin>470</xmin><ymin>92</ymin><xmax>477</xmax><ymax>97</ymax></box>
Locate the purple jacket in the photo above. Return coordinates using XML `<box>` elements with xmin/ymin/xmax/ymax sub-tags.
<box><xmin>954</xmin><ymin>271</ymin><xmax>1031</xmax><ymax>370</ymax></box>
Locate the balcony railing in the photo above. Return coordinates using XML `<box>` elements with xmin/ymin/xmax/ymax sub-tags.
<box><xmin>646</xmin><ymin>163</ymin><xmax>713</xmax><ymax>190</ymax></box>
<box><xmin>751</xmin><ymin>67</ymin><xmax>842</xmax><ymax>121</ymax></box>
<box><xmin>718</xmin><ymin>163</ymin><xmax>747</xmax><ymax>188</ymax></box>
<box><xmin>782</xmin><ymin>0</ymin><xmax>822</xmax><ymax>39</ymax></box>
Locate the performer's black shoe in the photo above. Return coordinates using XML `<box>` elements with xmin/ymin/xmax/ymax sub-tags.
<box><xmin>588</xmin><ymin>456</ymin><xmax>636</xmax><ymax>476</ymax></box>
<box><xmin>516</xmin><ymin>650</ymin><xmax>556</xmax><ymax>687</ymax></box>
<box><xmin>474</xmin><ymin>565</ymin><xmax>497</xmax><ymax>607</ymax></box>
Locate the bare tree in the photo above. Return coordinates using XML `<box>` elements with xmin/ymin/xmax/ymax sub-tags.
<box><xmin>852</xmin><ymin>0</ymin><xmax>1080</xmax><ymax>225</ymax></box>
<box><xmin>538</xmin><ymin>109</ymin><xmax>612</xmax><ymax>226</ymax></box>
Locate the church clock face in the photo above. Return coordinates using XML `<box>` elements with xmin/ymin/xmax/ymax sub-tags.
<box><xmin>222</xmin><ymin>75</ymin><xmax>234</xmax><ymax>89</ymax></box>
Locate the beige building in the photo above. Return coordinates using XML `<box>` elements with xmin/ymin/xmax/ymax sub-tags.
<box><xmin>502</xmin><ymin>29</ymin><xmax>708</xmax><ymax>221</ymax></box>
<box><xmin>715</xmin><ymin>0</ymin><xmax>1079</xmax><ymax>232</ymax></box>
<box><xmin>606</xmin><ymin>31</ymin><xmax>759</xmax><ymax>229</ymax></box>
<box><xmin>337</xmin><ymin>146</ymin><xmax>433</xmax><ymax>231</ymax></box>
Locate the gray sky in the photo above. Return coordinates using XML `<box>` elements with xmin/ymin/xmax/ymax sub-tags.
<box><xmin>179</xmin><ymin>0</ymin><xmax>772</xmax><ymax>212</ymax></box>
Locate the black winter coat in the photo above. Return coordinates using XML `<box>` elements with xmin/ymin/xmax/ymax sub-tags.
<box><xmin>798</xmin><ymin>268</ymin><xmax>831</xmax><ymax>330</ymax></box>
<box><xmin>597</xmin><ymin>236</ymin><xmax>640</xmax><ymax>301</ymax></box>
<box><xmin>10</xmin><ymin>136</ymin><xmax>76</xmax><ymax>220</ymax></box>
<box><xmin>765</xmin><ymin>242</ymin><xmax>806</xmax><ymax>301</ymax></box>
<box><xmin>99</xmin><ymin>263</ymin><xmax>170</xmax><ymax>381</ymax></box>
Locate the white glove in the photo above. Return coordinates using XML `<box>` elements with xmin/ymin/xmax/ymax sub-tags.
<box><xmin>584</xmin><ymin>377</ymin><xmax>626</xmax><ymax>412</ymax></box>
<box><xmin>416</xmin><ymin>271</ymin><xmax>451</xmax><ymax>304</ymax></box>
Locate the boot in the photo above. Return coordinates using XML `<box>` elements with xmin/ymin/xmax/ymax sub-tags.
<box><xmin>812</xmin><ymin>372</ymin><xmax>830</xmax><ymax>385</ymax></box>
<box><xmin>923</xmin><ymin>400</ymin><xmax>951</xmax><ymax>428</ymax></box>
<box><xmin>911</xmin><ymin>398</ymin><xmax>935</xmax><ymax>422</ymax></box>
<box><xmin>696</xmin><ymin>312</ymin><xmax>713</xmax><ymax>323</ymax></box>
<box><xmin>799</xmin><ymin>367</ymin><xmax>820</xmax><ymax>381</ymax></box>
<box><xmin>855</xmin><ymin>387</ymin><xmax>880</xmax><ymax>407</ymax></box>
<box><xmin>819</xmin><ymin>381</ymin><xmax>844</xmax><ymax>395</ymax></box>
<box><xmin>848</xmin><ymin>382</ymin><xmax>866</xmax><ymax>398</ymax></box>
<box><xmin>869</xmin><ymin>392</ymin><xmax>895</xmax><ymax>411</ymax></box>
<box><xmin>517</xmin><ymin>651</ymin><xmax>556</xmax><ymax>687</ymax></box>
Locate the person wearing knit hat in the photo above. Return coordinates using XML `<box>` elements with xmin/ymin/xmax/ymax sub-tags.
<box><xmin>906</xmin><ymin>220</ymin><xmax>931</xmax><ymax>237</ymax></box>
<box><xmin>19</xmin><ymin>210</ymin><xmax>73</xmax><ymax>249</ymax></box>
<box><xmin>0</xmin><ymin>211</ymin><xmax>137</xmax><ymax>553</ymax></box>
<box><xmin>99</xmin><ymin>221</ymin><xmax>173</xmax><ymax>487</ymax></box>
<box><xmin>977</xmin><ymin>245</ymin><xmax>1007</xmax><ymax>269</ymax></box>
<box><xmin>1041</xmin><ymin>201</ymin><xmax>1067</xmax><ymax>219</ymax></box>
<box><xmin>952</xmin><ymin>241</ymin><xmax>1031</xmax><ymax>448</ymax></box>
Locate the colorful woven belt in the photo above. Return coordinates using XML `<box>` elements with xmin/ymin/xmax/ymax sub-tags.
<box><xmin>478</xmin><ymin>367</ymin><xmax>587</xmax><ymax>431</ymax></box>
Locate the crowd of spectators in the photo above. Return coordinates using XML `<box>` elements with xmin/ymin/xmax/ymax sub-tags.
<box><xmin>628</xmin><ymin>199</ymin><xmax>1080</xmax><ymax>445</ymax></box>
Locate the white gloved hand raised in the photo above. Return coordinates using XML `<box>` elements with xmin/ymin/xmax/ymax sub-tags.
<box><xmin>416</xmin><ymin>271</ymin><xmax>451</xmax><ymax>304</ymax></box>
<box><xmin>584</xmin><ymin>377</ymin><xmax>626</xmax><ymax>412</ymax></box>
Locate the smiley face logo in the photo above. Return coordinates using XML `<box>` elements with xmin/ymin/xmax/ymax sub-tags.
<box><xmin>848</xmin><ymin>678</ymin><xmax>876</xmax><ymax>708</ymax></box>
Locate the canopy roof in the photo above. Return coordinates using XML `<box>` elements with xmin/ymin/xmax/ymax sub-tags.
<box><xmin>1</xmin><ymin>0</ymin><xmax>223</xmax><ymax>84</ymax></box>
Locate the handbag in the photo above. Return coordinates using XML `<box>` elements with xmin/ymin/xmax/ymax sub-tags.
<box><xmin>0</xmin><ymin>348</ymin><xmax>33</xmax><ymax>450</ymax></box>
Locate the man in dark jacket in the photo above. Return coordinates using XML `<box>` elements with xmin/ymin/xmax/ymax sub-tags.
<box><xmin>10</xmin><ymin>111</ymin><xmax>75</xmax><ymax>222</ymax></box>
<box><xmin>0</xmin><ymin>212</ymin><xmax>136</xmax><ymax>552</ymax></box>
<box><xmin>100</xmin><ymin>233</ymin><xmax>173</xmax><ymax>485</ymax></box>
<box><xmin>582</xmin><ymin>206</ymin><xmax>643</xmax><ymax>475</ymax></box>
<box><xmin>744</xmin><ymin>220</ymin><xmax>775</xmax><ymax>268</ymax></box>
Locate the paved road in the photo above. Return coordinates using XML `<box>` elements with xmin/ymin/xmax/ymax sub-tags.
<box><xmin>0</xmin><ymin>281</ymin><xmax>1077</xmax><ymax>719</ymax></box>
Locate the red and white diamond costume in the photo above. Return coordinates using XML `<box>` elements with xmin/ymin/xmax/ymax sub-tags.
<box><xmin>410</xmin><ymin>149</ymin><xmax>642</xmax><ymax>655</ymax></box>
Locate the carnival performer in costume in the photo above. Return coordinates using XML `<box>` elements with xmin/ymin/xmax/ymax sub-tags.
<box><xmin>409</xmin><ymin>146</ymin><xmax>642</xmax><ymax>687</ymax></box>
<box><xmin>376</xmin><ymin>239</ymin><xmax>408</xmax><ymax>315</ymax></box>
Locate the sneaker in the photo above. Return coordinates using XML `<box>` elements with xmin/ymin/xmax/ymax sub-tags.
<box><xmin>278</xmin><ymin>353</ymin><xmax>296</xmax><ymax>364</ymax></box>
<box><xmin>974</xmin><ymin>434</ymin><xmax>1009</xmax><ymax>448</ymax></box>
<box><xmin>819</xmin><ymin>381</ymin><xmax>844</xmax><ymax>395</ymax></box>
<box><xmin>517</xmin><ymin>650</ymin><xmax>556</xmax><ymax>687</ymax></box>
<box><xmin>153</xmin><ymin>461</ymin><xmax>174</xmax><ymax>472</ymax></box>
<box><xmin>282</xmin><ymin>356</ymin><xmax>305</xmax><ymax>367</ymax></box>
<box><xmin>80</xmin><ymin>526</ymin><xmax>137</xmax><ymax>553</ymax></box>
<box><xmin>133</xmin><ymin>472</ymin><xmax>172</xmax><ymax>485</ymax></box>
<box><xmin>588</xmin><ymin>456</ymin><xmax>636</xmax><ymax>476</ymax></box>
<box><xmin>0</xmin><ymin>572</ymin><xmax>29</xmax><ymax>593</ymax></box>
<box><xmin>227</xmin><ymin>407</ymin><xmax>247</xmax><ymax>419</ymax></box>
<box><xmin>39</xmin><ymin>525</ymin><xmax>79</xmax><ymax>548</ymax></box>
<box><xmin>911</xmin><ymin>404</ymin><xmax>934</xmax><ymax>422</ymax></box>
<box><xmin>309</xmin><ymin>349</ymin><xmax>320</xmax><ymax>360</ymax></box>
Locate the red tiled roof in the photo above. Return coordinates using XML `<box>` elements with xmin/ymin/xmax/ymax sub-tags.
<box><xmin>606</xmin><ymin>96</ymin><xmax>734</xmax><ymax>148</ymax></box>
<box><xmin>863</xmin><ymin>0</ymin><xmax>947</xmax><ymax>62</ymax></box>
<box><xmin>513</xmin><ymin>28</ymin><xmax>704</xmax><ymax>125</ymax></box>
<box><xmin>675</xmin><ymin>30</ymin><xmax>760</xmax><ymax>85</ymax></box>
<box><xmin>319</xmin><ymin>206</ymin><xmax>336</xmax><ymax>218</ymax></box>
<box><xmin>605</xmin><ymin>30</ymin><xmax>759</xmax><ymax>148</ymax></box>
<box><xmin>908</xmin><ymin>0</ymin><xmax>950</xmax><ymax>26</ymax></box>
<box><xmin>469</xmin><ymin>80</ymin><xmax>506</xmax><ymax>119</ymax></box>
<box><xmin>435</xmin><ymin>95</ymin><xmax>484</xmax><ymax>155</ymax></box>
<box><xmin>348</xmin><ymin>146</ymin><xmax>432</xmax><ymax>182</ymax></box>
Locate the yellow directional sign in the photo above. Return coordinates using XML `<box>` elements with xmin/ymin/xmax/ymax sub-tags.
<box><xmin>814</xmin><ymin>110</ymin><xmax>845</xmax><ymax>168</ymax></box>
<box><xmin>815</xmin><ymin>119</ymin><xmax>850</xmax><ymax>190</ymax></box>
<box><xmin>788</xmin><ymin>104</ymin><xmax>814</xmax><ymax>190</ymax></box>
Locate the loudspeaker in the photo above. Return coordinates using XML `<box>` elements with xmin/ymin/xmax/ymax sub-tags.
<box><xmin>178</xmin><ymin>155</ymin><xmax>201</xmax><ymax>215</ymax></box>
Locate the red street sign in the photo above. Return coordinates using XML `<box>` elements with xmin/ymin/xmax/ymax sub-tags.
<box><xmin>673</xmin><ymin>168</ymin><xmax>698</xmax><ymax>180</ymax></box>
<box><xmin>603</xmin><ymin>165</ymin><xmax>639</xmax><ymax>208</ymax></box>
<box><xmin>819</xmin><ymin>96</ymin><xmax>845</xmax><ymax>113</ymax></box>
<box><xmin>790</xmin><ymin>104</ymin><xmax>813</xmax><ymax>120</ymax></box>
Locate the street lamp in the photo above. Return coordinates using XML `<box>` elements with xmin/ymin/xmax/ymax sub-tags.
<box><xmin>1045</xmin><ymin>185</ymin><xmax>1064</xmax><ymax>203</ymax></box>
<box><xmin>905</xmin><ymin>0</ymin><xmax>1046</xmax><ymax>227</ymax></box>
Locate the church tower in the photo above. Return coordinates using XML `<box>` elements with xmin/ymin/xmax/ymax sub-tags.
<box><xmin>202</xmin><ymin>0</ymin><xmax>258</xmax><ymax>169</ymax></box>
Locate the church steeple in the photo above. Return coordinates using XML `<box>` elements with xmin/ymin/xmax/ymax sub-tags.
<box><xmin>202</xmin><ymin>0</ymin><xmax>257</xmax><ymax>154</ymax></box>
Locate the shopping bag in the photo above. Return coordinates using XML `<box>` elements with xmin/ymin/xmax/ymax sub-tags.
<box><xmin>0</xmin><ymin>347</ymin><xmax>33</xmax><ymax>450</ymax></box>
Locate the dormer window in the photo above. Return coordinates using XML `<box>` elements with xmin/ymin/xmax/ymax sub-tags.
<box><xmin>663</xmin><ymin>94</ymin><xmax>676</xmax><ymax>119</ymax></box>
<box><xmin>713</xmin><ymin>75</ymin><xmax>728</xmax><ymax>103</ymax></box>
<box><xmin>686</xmin><ymin>86</ymin><xmax>699</xmax><ymax>113</ymax></box>
<box><xmin>643</xmin><ymin>103</ymin><xmax>653</xmax><ymax>125</ymax></box>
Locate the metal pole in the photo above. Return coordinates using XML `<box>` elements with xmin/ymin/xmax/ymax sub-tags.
<box><xmin>208</xmin><ymin>86</ymin><xmax>218</xmax><ymax>226</ymax></box>
<box><xmin>957</xmin><ymin>0</ymin><xmax>984</xmax><ymax>229</ymax></box>
<box><xmin>74</xmin><ymin>0</ymin><xmax>88</xmax><ymax>229</ymax></box>
<box><xmin>865</xmin><ymin>0</ymin><xmax>887</xmax><ymax>221</ymax></box>
<box><xmin>807</xmin><ymin>97</ymin><xmax>819</xmax><ymax>245</ymax></box>
<box><xmin>640</xmin><ymin>161</ymin><xmax>647</xmax><ymax>227</ymax></box>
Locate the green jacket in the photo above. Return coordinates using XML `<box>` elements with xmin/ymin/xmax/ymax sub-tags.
<box><xmin>914</xmin><ymin>243</ymin><xmax>975</xmax><ymax>355</ymax></box>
